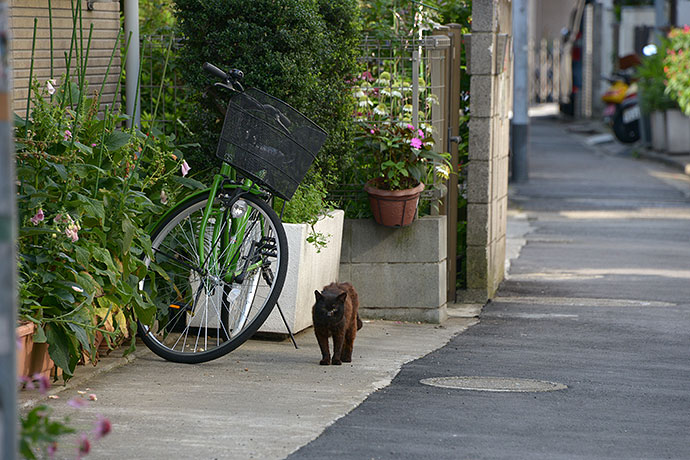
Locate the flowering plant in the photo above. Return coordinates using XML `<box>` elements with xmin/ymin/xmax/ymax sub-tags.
<box><xmin>15</xmin><ymin>74</ymin><xmax>198</xmax><ymax>378</ymax></box>
<box><xmin>664</xmin><ymin>25</ymin><xmax>690</xmax><ymax>115</ymax></box>
<box><xmin>356</xmin><ymin>121</ymin><xmax>451</xmax><ymax>191</ymax></box>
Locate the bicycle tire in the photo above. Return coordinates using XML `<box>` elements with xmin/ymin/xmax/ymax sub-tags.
<box><xmin>137</xmin><ymin>190</ymin><xmax>288</xmax><ymax>363</ymax></box>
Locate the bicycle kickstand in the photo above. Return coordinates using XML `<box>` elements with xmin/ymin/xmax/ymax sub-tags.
<box><xmin>275</xmin><ymin>301</ymin><xmax>299</xmax><ymax>349</ymax></box>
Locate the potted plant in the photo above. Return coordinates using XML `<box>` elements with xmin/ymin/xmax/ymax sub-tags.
<box><xmin>663</xmin><ymin>25</ymin><xmax>690</xmax><ymax>153</ymax></box>
<box><xmin>637</xmin><ymin>40</ymin><xmax>676</xmax><ymax>151</ymax></box>
<box><xmin>356</xmin><ymin>122</ymin><xmax>451</xmax><ymax>227</ymax></box>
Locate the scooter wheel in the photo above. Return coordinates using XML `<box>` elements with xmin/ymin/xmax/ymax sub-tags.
<box><xmin>612</xmin><ymin>106</ymin><xmax>640</xmax><ymax>144</ymax></box>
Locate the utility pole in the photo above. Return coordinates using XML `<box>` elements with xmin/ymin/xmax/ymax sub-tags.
<box><xmin>124</xmin><ymin>0</ymin><xmax>141</xmax><ymax>128</ymax></box>
<box><xmin>511</xmin><ymin>0</ymin><xmax>529</xmax><ymax>183</ymax></box>
<box><xmin>0</xmin><ymin>0</ymin><xmax>17</xmax><ymax>458</ymax></box>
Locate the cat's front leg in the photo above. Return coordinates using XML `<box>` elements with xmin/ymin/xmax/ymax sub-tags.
<box><xmin>331</xmin><ymin>329</ymin><xmax>345</xmax><ymax>365</ymax></box>
<box><xmin>315</xmin><ymin>328</ymin><xmax>331</xmax><ymax>365</ymax></box>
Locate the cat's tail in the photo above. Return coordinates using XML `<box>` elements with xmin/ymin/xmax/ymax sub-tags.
<box><xmin>357</xmin><ymin>314</ymin><xmax>363</xmax><ymax>330</ymax></box>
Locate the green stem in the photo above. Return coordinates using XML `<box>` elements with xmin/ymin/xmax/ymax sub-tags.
<box><xmin>49</xmin><ymin>0</ymin><xmax>54</xmax><ymax>80</ymax></box>
<box><xmin>24</xmin><ymin>18</ymin><xmax>37</xmax><ymax>130</ymax></box>
<box><xmin>97</xmin><ymin>28</ymin><xmax>123</xmax><ymax>109</ymax></box>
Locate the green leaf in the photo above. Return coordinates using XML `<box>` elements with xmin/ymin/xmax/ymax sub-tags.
<box><xmin>67</xmin><ymin>323</ymin><xmax>91</xmax><ymax>352</ymax></box>
<box><xmin>122</xmin><ymin>217</ymin><xmax>135</xmax><ymax>254</ymax></box>
<box><xmin>171</xmin><ymin>175</ymin><xmax>206</xmax><ymax>190</ymax></box>
<box><xmin>104</xmin><ymin>130</ymin><xmax>133</xmax><ymax>152</ymax></box>
<box><xmin>48</xmin><ymin>162</ymin><xmax>69</xmax><ymax>181</ymax></box>
<box><xmin>33</xmin><ymin>325</ymin><xmax>47</xmax><ymax>343</ymax></box>
<box><xmin>46</xmin><ymin>324</ymin><xmax>75</xmax><ymax>377</ymax></box>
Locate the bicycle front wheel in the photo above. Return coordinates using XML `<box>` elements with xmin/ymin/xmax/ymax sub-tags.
<box><xmin>138</xmin><ymin>191</ymin><xmax>288</xmax><ymax>363</ymax></box>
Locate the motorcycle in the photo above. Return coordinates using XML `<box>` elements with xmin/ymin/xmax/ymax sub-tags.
<box><xmin>601</xmin><ymin>70</ymin><xmax>641</xmax><ymax>144</ymax></box>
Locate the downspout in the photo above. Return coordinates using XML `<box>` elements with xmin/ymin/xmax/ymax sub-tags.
<box><xmin>124</xmin><ymin>0</ymin><xmax>140</xmax><ymax>128</ymax></box>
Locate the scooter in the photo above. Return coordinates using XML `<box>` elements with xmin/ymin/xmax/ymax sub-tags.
<box><xmin>601</xmin><ymin>73</ymin><xmax>641</xmax><ymax>143</ymax></box>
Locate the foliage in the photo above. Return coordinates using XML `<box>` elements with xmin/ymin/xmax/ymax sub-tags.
<box><xmin>15</xmin><ymin>77</ymin><xmax>192</xmax><ymax>378</ymax></box>
<box><xmin>356</xmin><ymin>121</ymin><xmax>451</xmax><ymax>191</ymax></box>
<box><xmin>664</xmin><ymin>26</ymin><xmax>690</xmax><ymax>116</ymax></box>
<box><xmin>359</xmin><ymin>0</ymin><xmax>441</xmax><ymax>38</ymax></box>
<box><xmin>173</xmin><ymin>0</ymin><xmax>361</xmax><ymax>191</ymax></box>
<box><xmin>636</xmin><ymin>40</ymin><xmax>676</xmax><ymax>114</ymax></box>
<box><xmin>275</xmin><ymin>181</ymin><xmax>333</xmax><ymax>252</ymax></box>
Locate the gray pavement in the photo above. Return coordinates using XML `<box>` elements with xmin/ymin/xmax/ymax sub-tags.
<box><xmin>288</xmin><ymin>115</ymin><xmax>690</xmax><ymax>459</ymax></box>
<box><xmin>22</xmin><ymin>113</ymin><xmax>690</xmax><ymax>459</ymax></box>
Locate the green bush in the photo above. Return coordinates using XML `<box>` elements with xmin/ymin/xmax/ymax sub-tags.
<box><xmin>173</xmin><ymin>0</ymin><xmax>361</xmax><ymax>191</ymax></box>
<box><xmin>637</xmin><ymin>40</ymin><xmax>676</xmax><ymax>114</ymax></box>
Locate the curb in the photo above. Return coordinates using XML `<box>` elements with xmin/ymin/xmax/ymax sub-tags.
<box><xmin>636</xmin><ymin>148</ymin><xmax>690</xmax><ymax>177</ymax></box>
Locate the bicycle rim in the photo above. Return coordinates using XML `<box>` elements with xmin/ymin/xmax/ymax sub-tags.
<box><xmin>138</xmin><ymin>191</ymin><xmax>287</xmax><ymax>363</ymax></box>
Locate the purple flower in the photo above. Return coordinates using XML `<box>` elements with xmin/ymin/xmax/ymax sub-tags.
<box><xmin>30</xmin><ymin>208</ymin><xmax>44</xmax><ymax>225</ymax></box>
<box><xmin>180</xmin><ymin>160</ymin><xmax>191</xmax><ymax>177</ymax></box>
<box><xmin>93</xmin><ymin>415</ymin><xmax>112</xmax><ymax>439</ymax></box>
<box><xmin>19</xmin><ymin>376</ymin><xmax>34</xmax><ymax>390</ymax></box>
<box><xmin>67</xmin><ymin>397</ymin><xmax>88</xmax><ymax>409</ymax></box>
<box><xmin>65</xmin><ymin>224</ymin><xmax>79</xmax><ymax>242</ymax></box>
<box><xmin>410</xmin><ymin>137</ymin><xmax>423</xmax><ymax>149</ymax></box>
<box><xmin>63</xmin><ymin>129</ymin><xmax>72</xmax><ymax>141</ymax></box>
<box><xmin>47</xmin><ymin>442</ymin><xmax>58</xmax><ymax>459</ymax></box>
<box><xmin>32</xmin><ymin>373</ymin><xmax>51</xmax><ymax>394</ymax></box>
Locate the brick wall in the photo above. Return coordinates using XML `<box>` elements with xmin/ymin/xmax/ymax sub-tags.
<box><xmin>9</xmin><ymin>0</ymin><xmax>121</xmax><ymax>116</ymax></box>
<box><xmin>462</xmin><ymin>0</ymin><xmax>513</xmax><ymax>303</ymax></box>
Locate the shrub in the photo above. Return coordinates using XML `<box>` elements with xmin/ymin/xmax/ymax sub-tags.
<box><xmin>637</xmin><ymin>40</ymin><xmax>675</xmax><ymax>114</ymax></box>
<box><xmin>664</xmin><ymin>26</ymin><xmax>690</xmax><ymax>115</ymax></box>
<box><xmin>173</xmin><ymin>0</ymin><xmax>361</xmax><ymax>190</ymax></box>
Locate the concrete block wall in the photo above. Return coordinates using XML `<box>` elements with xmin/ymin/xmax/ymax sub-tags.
<box><xmin>462</xmin><ymin>0</ymin><xmax>513</xmax><ymax>303</ymax></box>
<box><xmin>339</xmin><ymin>217</ymin><xmax>448</xmax><ymax>323</ymax></box>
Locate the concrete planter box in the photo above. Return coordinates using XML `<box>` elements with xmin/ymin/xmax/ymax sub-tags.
<box><xmin>650</xmin><ymin>110</ymin><xmax>667</xmax><ymax>152</ymax></box>
<box><xmin>339</xmin><ymin>216</ymin><xmax>447</xmax><ymax>323</ymax></box>
<box><xmin>259</xmin><ymin>210</ymin><xmax>344</xmax><ymax>334</ymax></box>
<box><xmin>665</xmin><ymin>109</ymin><xmax>690</xmax><ymax>154</ymax></box>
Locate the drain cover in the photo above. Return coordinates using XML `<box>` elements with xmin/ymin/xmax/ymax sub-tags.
<box><xmin>420</xmin><ymin>376</ymin><xmax>567</xmax><ymax>392</ymax></box>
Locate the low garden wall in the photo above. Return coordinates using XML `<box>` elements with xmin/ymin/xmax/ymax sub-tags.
<box><xmin>338</xmin><ymin>216</ymin><xmax>447</xmax><ymax>323</ymax></box>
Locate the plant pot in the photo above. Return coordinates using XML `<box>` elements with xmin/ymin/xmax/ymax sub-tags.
<box><xmin>665</xmin><ymin>109</ymin><xmax>690</xmax><ymax>154</ymax></box>
<box><xmin>364</xmin><ymin>180</ymin><xmax>425</xmax><ymax>228</ymax></box>
<box><xmin>16</xmin><ymin>322</ymin><xmax>56</xmax><ymax>380</ymax></box>
<box><xmin>650</xmin><ymin>110</ymin><xmax>667</xmax><ymax>152</ymax></box>
<box><xmin>259</xmin><ymin>210</ymin><xmax>345</xmax><ymax>334</ymax></box>
<box><xmin>16</xmin><ymin>322</ymin><xmax>36</xmax><ymax>378</ymax></box>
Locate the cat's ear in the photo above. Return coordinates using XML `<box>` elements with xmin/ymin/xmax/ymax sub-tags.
<box><xmin>315</xmin><ymin>290</ymin><xmax>323</xmax><ymax>302</ymax></box>
<box><xmin>337</xmin><ymin>292</ymin><xmax>347</xmax><ymax>303</ymax></box>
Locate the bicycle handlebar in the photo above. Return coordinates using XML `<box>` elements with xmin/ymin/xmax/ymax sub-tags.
<box><xmin>203</xmin><ymin>62</ymin><xmax>244</xmax><ymax>83</ymax></box>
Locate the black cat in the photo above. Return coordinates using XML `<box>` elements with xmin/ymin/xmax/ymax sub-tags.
<box><xmin>312</xmin><ymin>282</ymin><xmax>362</xmax><ymax>365</ymax></box>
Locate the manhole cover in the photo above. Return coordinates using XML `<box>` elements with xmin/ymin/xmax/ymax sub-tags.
<box><xmin>420</xmin><ymin>376</ymin><xmax>567</xmax><ymax>392</ymax></box>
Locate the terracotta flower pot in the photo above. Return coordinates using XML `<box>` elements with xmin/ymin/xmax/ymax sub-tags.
<box><xmin>16</xmin><ymin>322</ymin><xmax>56</xmax><ymax>380</ymax></box>
<box><xmin>364</xmin><ymin>180</ymin><xmax>425</xmax><ymax>228</ymax></box>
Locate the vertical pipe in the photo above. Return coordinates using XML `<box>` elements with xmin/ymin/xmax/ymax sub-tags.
<box><xmin>0</xmin><ymin>2</ymin><xmax>17</xmax><ymax>459</ymax></box>
<box><xmin>511</xmin><ymin>0</ymin><xmax>529</xmax><ymax>183</ymax></box>
<box><xmin>412</xmin><ymin>50</ymin><xmax>419</xmax><ymax>128</ymax></box>
<box><xmin>124</xmin><ymin>0</ymin><xmax>141</xmax><ymax>128</ymax></box>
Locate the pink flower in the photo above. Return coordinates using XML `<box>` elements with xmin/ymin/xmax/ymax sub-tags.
<box><xmin>67</xmin><ymin>397</ymin><xmax>88</xmax><ymax>409</ymax></box>
<box><xmin>417</xmin><ymin>129</ymin><xmax>424</xmax><ymax>139</ymax></box>
<box><xmin>65</xmin><ymin>224</ymin><xmax>79</xmax><ymax>242</ymax></box>
<box><xmin>410</xmin><ymin>137</ymin><xmax>423</xmax><ymax>149</ymax></box>
<box><xmin>180</xmin><ymin>160</ymin><xmax>190</xmax><ymax>177</ymax></box>
<box><xmin>91</xmin><ymin>143</ymin><xmax>97</xmax><ymax>147</ymax></box>
<box><xmin>30</xmin><ymin>208</ymin><xmax>44</xmax><ymax>225</ymax></box>
<box><xmin>78</xmin><ymin>434</ymin><xmax>91</xmax><ymax>458</ymax></box>
<box><xmin>93</xmin><ymin>416</ymin><xmax>112</xmax><ymax>439</ymax></box>
<box><xmin>47</xmin><ymin>442</ymin><xmax>58</xmax><ymax>459</ymax></box>
<box><xmin>63</xmin><ymin>130</ymin><xmax>72</xmax><ymax>141</ymax></box>
<box><xmin>407</xmin><ymin>124</ymin><xmax>415</xmax><ymax>130</ymax></box>
<box><xmin>19</xmin><ymin>376</ymin><xmax>34</xmax><ymax>390</ymax></box>
<box><xmin>370</xmin><ymin>129</ymin><xmax>375</xmax><ymax>134</ymax></box>
<box><xmin>684</xmin><ymin>24</ymin><xmax>690</xmax><ymax>33</ymax></box>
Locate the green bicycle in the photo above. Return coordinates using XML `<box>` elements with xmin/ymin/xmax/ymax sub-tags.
<box><xmin>137</xmin><ymin>63</ymin><xmax>327</xmax><ymax>364</ymax></box>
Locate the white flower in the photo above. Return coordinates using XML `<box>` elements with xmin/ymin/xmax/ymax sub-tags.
<box><xmin>373</xmin><ymin>105</ymin><xmax>388</xmax><ymax>116</ymax></box>
<box><xmin>391</xmin><ymin>90</ymin><xmax>403</xmax><ymax>99</ymax></box>
<box><xmin>46</xmin><ymin>79</ymin><xmax>57</xmax><ymax>95</ymax></box>
<box><xmin>435</xmin><ymin>164</ymin><xmax>450</xmax><ymax>180</ymax></box>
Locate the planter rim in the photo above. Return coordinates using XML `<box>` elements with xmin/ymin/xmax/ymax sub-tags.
<box><xmin>364</xmin><ymin>180</ymin><xmax>425</xmax><ymax>198</ymax></box>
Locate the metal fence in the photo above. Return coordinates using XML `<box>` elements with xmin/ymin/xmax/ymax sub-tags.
<box><xmin>529</xmin><ymin>38</ymin><xmax>562</xmax><ymax>105</ymax></box>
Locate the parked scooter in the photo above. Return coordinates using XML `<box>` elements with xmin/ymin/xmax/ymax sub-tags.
<box><xmin>601</xmin><ymin>72</ymin><xmax>641</xmax><ymax>143</ymax></box>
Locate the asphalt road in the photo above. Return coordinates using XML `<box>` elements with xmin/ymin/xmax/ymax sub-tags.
<box><xmin>288</xmin><ymin>116</ymin><xmax>690</xmax><ymax>460</ymax></box>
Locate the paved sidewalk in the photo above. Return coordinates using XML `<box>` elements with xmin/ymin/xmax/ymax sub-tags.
<box><xmin>288</xmin><ymin>115</ymin><xmax>690</xmax><ymax>459</ymax></box>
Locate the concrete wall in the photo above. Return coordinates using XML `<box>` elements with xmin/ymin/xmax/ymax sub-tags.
<box><xmin>9</xmin><ymin>0</ymin><xmax>121</xmax><ymax>116</ymax></box>
<box><xmin>462</xmin><ymin>0</ymin><xmax>512</xmax><ymax>303</ymax></box>
<box><xmin>339</xmin><ymin>217</ymin><xmax>447</xmax><ymax>323</ymax></box>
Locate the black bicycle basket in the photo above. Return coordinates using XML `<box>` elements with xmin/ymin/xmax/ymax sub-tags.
<box><xmin>216</xmin><ymin>88</ymin><xmax>328</xmax><ymax>200</ymax></box>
